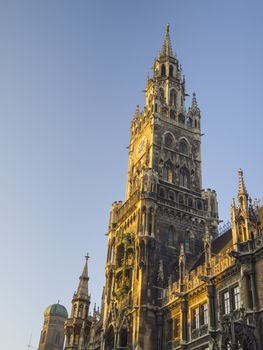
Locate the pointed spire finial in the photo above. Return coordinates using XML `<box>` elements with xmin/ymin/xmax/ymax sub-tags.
<box><xmin>161</xmin><ymin>23</ymin><xmax>173</xmax><ymax>57</ymax></box>
<box><xmin>238</xmin><ymin>169</ymin><xmax>247</xmax><ymax>196</ymax></box>
<box><xmin>190</xmin><ymin>92</ymin><xmax>199</xmax><ymax>114</ymax></box>
<box><xmin>76</xmin><ymin>255</ymin><xmax>90</xmax><ymax>299</ymax></box>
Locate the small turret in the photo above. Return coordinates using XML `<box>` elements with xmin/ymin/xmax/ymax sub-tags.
<box><xmin>231</xmin><ymin>170</ymin><xmax>259</xmax><ymax>249</ymax></box>
<box><xmin>38</xmin><ymin>302</ymin><xmax>67</xmax><ymax>350</ymax></box>
<box><xmin>64</xmin><ymin>256</ymin><xmax>92</xmax><ymax>350</ymax></box>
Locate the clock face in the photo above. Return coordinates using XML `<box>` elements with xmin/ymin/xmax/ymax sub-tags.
<box><xmin>137</xmin><ymin>136</ymin><xmax>147</xmax><ymax>157</ymax></box>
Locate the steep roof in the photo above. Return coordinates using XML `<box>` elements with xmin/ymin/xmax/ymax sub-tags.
<box><xmin>190</xmin><ymin>229</ymin><xmax>232</xmax><ymax>271</ymax></box>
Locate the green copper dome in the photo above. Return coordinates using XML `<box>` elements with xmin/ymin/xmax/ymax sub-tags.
<box><xmin>44</xmin><ymin>303</ymin><xmax>68</xmax><ymax>318</ymax></box>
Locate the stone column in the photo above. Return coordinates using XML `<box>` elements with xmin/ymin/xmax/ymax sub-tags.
<box><xmin>181</xmin><ymin>298</ymin><xmax>188</xmax><ymax>345</ymax></box>
<box><xmin>207</xmin><ymin>284</ymin><xmax>216</xmax><ymax>331</ymax></box>
<box><xmin>250</xmin><ymin>272</ymin><xmax>258</xmax><ymax>309</ymax></box>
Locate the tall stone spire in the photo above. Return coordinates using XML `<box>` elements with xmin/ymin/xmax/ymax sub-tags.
<box><xmin>64</xmin><ymin>255</ymin><xmax>91</xmax><ymax>350</ymax></box>
<box><xmin>76</xmin><ymin>254</ymin><xmax>89</xmax><ymax>298</ymax></box>
<box><xmin>190</xmin><ymin>93</ymin><xmax>199</xmax><ymax>114</ymax></box>
<box><xmin>161</xmin><ymin>23</ymin><xmax>173</xmax><ymax>57</ymax></box>
<box><xmin>238</xmin><ymin>169</ymin><xmax>248</xmax><ymax>198</ymax></box>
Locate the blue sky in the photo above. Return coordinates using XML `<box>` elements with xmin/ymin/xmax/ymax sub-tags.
<box><xmin>0</xmin><ymin>1</ymin><xmax>263</xmax><ymax>349</ymax></box>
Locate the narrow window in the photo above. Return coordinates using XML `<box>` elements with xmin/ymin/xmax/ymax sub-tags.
<box><xmin>170</xmin><ymin>89</ymin><xmax>176</xmax><ymax>106</ymax></box>
<box><xmin>223</xmin><ymin>291</ymin><xmax>230</xmax><ymax>314</ymax></box>
<box><xmin>200</xmin><ymin>303</ymin><xmax>208</xmax><ymax>325</ymax></box>
<box><xmin>180</xmin><ymin>167</ymin><xmax>190</xmax><ymax>188</ymax></box>
<box><xmin>173</xmin><ymin>318</ymin><xmax>179</xmax><ymax>338</ymax></box>
<box><xmin>164</xmin><ymin>134</ymin><xmax>173</xmax><ymax>148</ymax></box>
<box><xmin>161</xmin><ymin>64</ymin><xmax>166</xmax><ymax>77</ymax></box>
<box><xmin>233</xmin><ymin>286</ymin><xmax>240</xmax><ymax>310</ymax></box>
<box><xmin>167</xmin><ymin>168</ymin><xmax>173</xmax><ymax>183</ymax></box>
<box><xmin>179</xmin><ymin>140</ymin><xmax>188</xmax><ymax>155</ymax></box>
<box><xmin>169</xmin><ymin>65</ymin><xmax>174</xmax><ymax>77</ymax></box>
<box><xmin>192</xmin><ymin>307</ymin><xmax>199</xmax><ymax>329</ymax></box>
<box><xmin>168</xmin><ymin>226</ymin><xmax>175</xmax><ymax>245</ymax></box>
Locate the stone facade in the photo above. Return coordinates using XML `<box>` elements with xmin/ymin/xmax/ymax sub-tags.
<box><xmin>61</xmin><ymin>25</ymin><xmax>263</xmax><ymax>350</ymax></box>
<box><xmin>101</xmin><ymin>25</ymin><xmax>219</xmax><ymax>350</ymax></box>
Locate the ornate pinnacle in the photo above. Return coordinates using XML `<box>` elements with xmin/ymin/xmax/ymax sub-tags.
<box><xmin>238</xmin><ymin>169</ymin><xmax>248</xmax><ymax>197</ymax></box>
<box><xmin>161</xmin><ymin>23</ymin><xmax>173</xmax><ymax>57</ymax></box>
<box><xmin>134</xmin><ymin>104</ymin><xmax>140</xmax><ymax>119</ymax></box>
<box><xmin>190</xmin><ymin>92</ymin><xmax>199</xmax><ymax>114</ymax></box>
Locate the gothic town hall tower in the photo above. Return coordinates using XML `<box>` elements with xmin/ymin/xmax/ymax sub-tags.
<box><xmin>102</xmin><ymin>25</ymin><xmax>219</xmax><ymax>350</ymax></box>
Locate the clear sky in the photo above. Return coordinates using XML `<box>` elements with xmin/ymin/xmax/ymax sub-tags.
<box><xmin>0</xmin><ymin>1</ymin><xmax>263</xmax><ymax>349</ymax></box>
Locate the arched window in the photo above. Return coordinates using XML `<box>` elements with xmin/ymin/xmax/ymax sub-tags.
<box><xmin>169</xmin><ymin>65</ymin><xmax>174</xmax><ymax>77</ymax></box>
<box><xmin>179</xmin><ymin>167</ymin><xmax>190</xmax><ymax>188</ymax></box>
<box><xmin>188</xmin><ymin>197</ymin><xmax>193</xmax><ymax>207</ymax></box>
<box><xmin>164</xmin><ymin>133</ymin><xmax>173</xmax><ymax>148</ymax></box>
<box><xmin>78</xmin><ymin>304</ymin><xmax>83</xmax><ymax>318</ymax></box>
<box><xmin>164</xmin><ymin>162</ymin><xmax>173</xmax><ymax>183</ymax></box>
<box><xmin>141</xmin><ymin>207</ymin><xmax>146</xmax><ymax>235</ymax></box>
<box><xmin>179</xmin><ymin>139</ymin><xmax>188</xmax><ymax>155</ymax></box>
<box><xmin>161</xmin><ymin>64</ymin><xmax>166</xmax><ymax>77</ymax></box>
<box><xmin>178</xmin><ymin>113</ymin><xmax>185</xmax><ymax>124</ymax></box>
<box><xmin>119</xmin><ymin>328</ymin><xmax>128</xmax><ymax>347</ymax></box>
<box><xmin>170</xmin><ymin>89</ymin><xmax>176</xmax><ymax>106</ymax></box>
<box><xmin>148</xmin><ymin>208</ymin><xmax>154</xmax><ymax>235</ymax></box>
<box><xmin>73</xmin><ymin>304</ymin><xmax>78</xmax><ymax>317</ymax></box>
<box><xmin>105</xmin><ymin>326</ymin><xmax>115</xmax><ymax>350</ymax></box>
<box><xmin>194</xmin><ymin>120</ymin><xmax>197</xmax><ymax>128</ymax></box>
<box><xmin>168</xmin><ymin>226</ymin><xmax>175</xmax><ymax>245</ymax></box>
<box><xmin>170</xmin><ymin>110</ymin><xmax>176</xmax><ymax>120</ymax></box>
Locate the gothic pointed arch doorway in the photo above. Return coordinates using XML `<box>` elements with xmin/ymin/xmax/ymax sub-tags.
<box><xmin>105</xmin><ymin>325</ymin><xmax>115</xmax><ymax>350</ymax></box>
